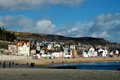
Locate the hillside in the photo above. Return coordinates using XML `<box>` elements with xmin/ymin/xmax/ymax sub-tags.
<box><xmin>11</xmin><ymin>31</ymin><xmax>120</xmax><ymax>49</ymax></box>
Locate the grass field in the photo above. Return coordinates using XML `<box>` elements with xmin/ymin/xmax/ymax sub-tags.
<box><xmin>0</xmin><ymin>69</ymin><xmax>120</xmax><ymax>80</ymax></box>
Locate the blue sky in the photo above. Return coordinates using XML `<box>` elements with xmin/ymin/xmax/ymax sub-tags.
<box><xmin>0</xmin><ymin>0</ymin><xmax>120</xmax><ymax>43</ymax></box>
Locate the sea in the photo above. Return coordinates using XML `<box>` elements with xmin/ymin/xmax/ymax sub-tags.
<box><xmin>48</xmin><ymin>61</ymin><xmax>120</xmax><ymax>70</ymax></box>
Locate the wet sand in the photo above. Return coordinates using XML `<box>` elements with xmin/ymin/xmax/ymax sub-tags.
<box><xmin>0</xmin><ymin>69</ymin><xmax>120</xmax><ymax>80</ymax></box>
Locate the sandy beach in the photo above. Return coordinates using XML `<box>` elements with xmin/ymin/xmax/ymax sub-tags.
<box><xmin>0</xmin><ymin>55</ymin><xmax>120</xmax><ymax>80</ymax></box>
<box><xmin>14</xmin><ymin>57</ymin><xmax>120</xmax><ymax>67</ymax></box>
<box><xmin>0</xmin><ymin>69</ymin><xmax>119</xmax><ymax>80</ymax></box>
<box><xmin>0</xmin><ymin>55</ymin><xmax>120</xmax><ymax>67</ymax></box>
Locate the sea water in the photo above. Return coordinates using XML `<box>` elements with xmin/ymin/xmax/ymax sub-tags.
<box><xmin>49</xmin><ymin>61</ymin><xmax>120</xmax><ymax>70</ymax></box>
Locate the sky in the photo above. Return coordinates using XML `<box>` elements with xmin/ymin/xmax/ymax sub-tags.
<box><xmin>0</xmin><ymin>0</ymin><xmax>120</xmax><ymax>43</ymax></box>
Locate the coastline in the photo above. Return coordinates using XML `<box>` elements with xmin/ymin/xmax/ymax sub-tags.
<box><xmin>0</xmin><ymin>55</ymin><xmax>120</xmax><ymax>67</ymax></box>
<box><xmin>0</xmin><ymin>55</ymin><xmax>120</xmax><ymax>80</ymax></box>
<box><xmin>13</xmin><ymin>57</ymin><xmax>120</xmax><ymax>67</ymax></box>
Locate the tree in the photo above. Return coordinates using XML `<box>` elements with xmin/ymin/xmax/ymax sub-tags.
<box><xmin>0</xmin><ymin>27</ymin><xmax>5</xmax><ymax>40</ymax></box>
<box><xmin>0</xmin><ymin>27</ymin><xmax>16</xmax><ymax>41</ymax></box>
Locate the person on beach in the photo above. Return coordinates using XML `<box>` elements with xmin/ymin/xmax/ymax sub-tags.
<box><xmin>26</xmin><ymin>63</ymin><xmax>29</xmax><ymax>68</ymax></box>
<box><xmin>9</xmin><ymin>62</ymin><xmax>11</xmax><ymax>68</ymax></box>
<box><xmin>3</xmin><ymin>61</ymin><xmax>6</xmax><ymax>68</ymax></box>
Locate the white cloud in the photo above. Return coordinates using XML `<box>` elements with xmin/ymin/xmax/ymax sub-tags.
<box><xmin>55</xmin><ymin>22</ymin><xmax>93</xmax><ymax>37</ymax></box>
<box><xmin>17</xmin><ymin>18</ymin><xmax>56</xmax><ymax>34</ymax></box>
<box><xmin>99</xmin><ymin>31</ymin><xmax>109</xmax><ymax>38</ymax></box>
<box><xmin>34</xmin><ymin>20</ymin><xmax>55</xmax><ymax>34</ymax></box>
<box><xmin>0</xmin><ymin>16</ymin><xmax>16</xmax><ymax>28</ymax></box>
<box><xmin>91</xmin><ymin>31</ymin><xmax>109</xmax><ymax>38</ymax></box>
<box><xmin>55</xmin><ymin>13</ymin><xmax>120</xmax><ymax>42</ymax></box>
<box><xmin>0</xmin><ymin>22</ymin><xmax>5</xmax><ymax>27</ymax></box>
<box><xmin>0</xmin><ymin>0</ymin><xmax>84</xmax><ymax>10</ymax></box>
<box><xmin>48</xmin><ymin>0</ymin><xmax>83</xmax><ymax>6</ymax></box>
<box><xmin>0</xmin><ymin>16</ymin><xmax>55</xmax><ymax>34</ymax></box>
<box><xmin>89</xmin><ymin>13</ymin><xmax>120</xmax><ymax>42</ymax></box>
<box><xmin>90</xmin><ymin>13</ymin><xmax>120</xmax><ymax>32</ymax></box>
<box><xmin>0</xmin><ymin>13</ymin><xmax>120</xmax><ymax>43</ymax></box>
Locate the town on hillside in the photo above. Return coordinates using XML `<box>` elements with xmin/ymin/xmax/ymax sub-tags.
<box><xmin>0</xmin><ymin>28</ymin><xmax>120</xmax><ymax>59</ymax></box>
<box><xmin>0</xmin><ymin>39</ymin><xmax>120</xmax><ymax>59</ymax></box>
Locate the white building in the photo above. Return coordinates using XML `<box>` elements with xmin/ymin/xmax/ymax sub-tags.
<box><xmin>93</xmin><ymin>51</ymin><xmax>98</xmax><ymax>57</ymax></box>
<box><xmin>70</xmin><ymin>45</ymin><xmax>76</xmax><ymax>50</ymax></box>
<box><xmin>83</xmin><ymin>50</ymin><xmax>89</xmax><ymax>58</ymax></box>
<box><xmin>98</xmin><ymin>48</ymin><xmax>108</xmax><ymax>57</ymax></box>
<box><xmin>48</xmin><ymin>43</ymin><xmax>53</xmax><ymax>50</ymax></box>
<box><xmin>103</xmin><ymin>49</ymin><xmax>108</xmax><ymax>57</ymax></box>
<box><xmin>88</xmin><ymin>47</ymin><xmax>95</xmax><ymax>57</ymax></box>
<box><xmin>8</xmin><ymin>45</ymin><xmax>17</xmax><ymax>55</ymax></box>
<box><xmin>30</xmin><ymin>49</ymin><xmax>36</xmax><ymax>56</ymax></box>
<box><xmin>98</xmin><ymin>48</ymin><xmax>104</xmax><ymax>56</ymax></box>
<box><xmin>17</xmin><ymin>42</ymin><xmax>30</xmax><ymax>56</ymax></box>
<box><xmin>63</xmin><ymin>47</ymin><xmax>71</xmax><ymax>58</ymax></box>
<box><xmin>51</xmin><ymin>52</ymin><xmax>63</xmax><ymax>58</ymax></box>
<box><xmin>115</xmin><ymin>50</ymin><xmax>119</xmax><ymax>55</ymax></box>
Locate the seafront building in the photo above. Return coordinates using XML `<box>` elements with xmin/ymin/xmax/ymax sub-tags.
<box><xmin>1</xmin><ymin>39</ymin><xmax>119</xmax><ymax>58</ymax></box>
<box><xmin>7</xmin><ymin>40</ymin><xmax>78</xmax><ymax>58</ymax></box>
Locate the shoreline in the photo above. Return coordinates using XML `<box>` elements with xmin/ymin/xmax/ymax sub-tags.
<box><xmin>13</xmin><ymin>57</ymin><xmax>120</xmax><ymax>67</ymax></box>
<box><xmin>0</xmin><ymin>55</ymin><xmax>120</xmax><ymax>80</ymax></box>
<box><xmin>0</xmin><ymin>55</ymin><xmax>120</xmax><ymax>67</ymax></box>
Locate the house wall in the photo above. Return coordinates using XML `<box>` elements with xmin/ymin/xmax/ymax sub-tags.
<box><xmin>8</xmin><ymin>45</ymin><xmax>17</xmax><ymax>54</ymax></box>
<box><xmin>18</xmin><ymin>46</ymin><xmax>30</xmax><ymax>56</ymax></box>
<box><xmin>17</xmin><ymin>42</ymin><xmax>30</xmax><ymax>56</ymax></box>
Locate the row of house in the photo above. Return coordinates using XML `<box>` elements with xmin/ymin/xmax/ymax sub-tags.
<box><xmin>82</xmin><ymin>47</ymin><xmax>119</xmax><ymax>58</ymax></box>
<box><xmin>8</xmin><ymin>41</ymin><xmax>78</xmax><ymax>58</ymax></box>
<box><xmin>7</xmin><ymin>40</ymin><xmax>120</xmax><ymax>58</ymax></box>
